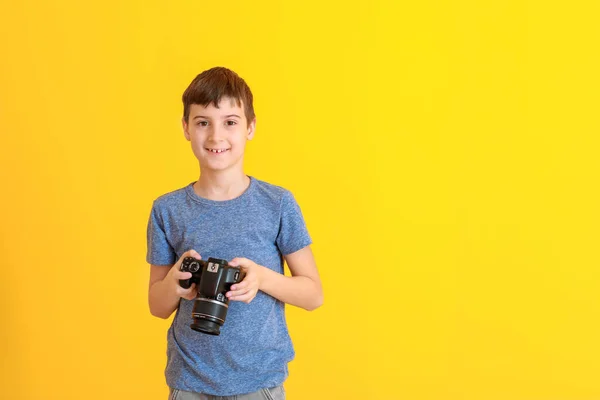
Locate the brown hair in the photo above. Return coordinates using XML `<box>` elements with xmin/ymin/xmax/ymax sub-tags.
<box><xmin>182</xmin><ymin>67</ymin><xmax>255</xmax><ymax>125</ymax></box>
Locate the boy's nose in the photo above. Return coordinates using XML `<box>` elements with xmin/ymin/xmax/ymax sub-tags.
<box><xmin>208</xmin><ymin>125</ymin><xmax>225</xmax><ymax>140</ymax></box>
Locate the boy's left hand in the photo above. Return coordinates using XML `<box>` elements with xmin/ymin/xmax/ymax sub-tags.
<box><xmin>226</xmin><ymin>258</ymin><xmax>264</xmax><ymax>304</ymax></box>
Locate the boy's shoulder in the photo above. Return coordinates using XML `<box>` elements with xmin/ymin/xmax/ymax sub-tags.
<box><xmin>151</xmin><ymin>184</ymin><xmax>190</xmax><ymax>208</ymax></box>
<box><xmin>251</xmin><ymin>177</ymin><xmax>293</xmax><ymax>202</ymax></box>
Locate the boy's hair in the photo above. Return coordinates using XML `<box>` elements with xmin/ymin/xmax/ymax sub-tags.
<box><xmin>182</xmin><ymin>67</ymin><xmax>255</xmax><ymax>125</ymax></box>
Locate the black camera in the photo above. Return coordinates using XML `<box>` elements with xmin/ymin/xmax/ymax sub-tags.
<box><xmin>179</xmin><ymin>257</ymin><xmax>246</xmax><ymax>335</ymax></box>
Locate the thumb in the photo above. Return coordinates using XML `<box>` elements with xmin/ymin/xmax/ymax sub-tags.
<box><xmin>189</xmin><ymin>249</ymin><xmax>202</xmax><ymax>259</ymax></box>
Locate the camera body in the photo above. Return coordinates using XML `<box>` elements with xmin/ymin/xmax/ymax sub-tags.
<box><xmin>179</xmin><ymin>257</ymin><xmax>246</xmax><ymax>335</ymax></box>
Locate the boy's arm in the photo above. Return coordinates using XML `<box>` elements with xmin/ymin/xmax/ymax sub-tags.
<box><xmin>148</xmin><ymin>250</ymin><xmax>200</xmax><ymax>319</ymax></box>
<box><xmin>228</xmin><ymin>246</ymin><xmax>323</xmax><ymax>311</ymax></box>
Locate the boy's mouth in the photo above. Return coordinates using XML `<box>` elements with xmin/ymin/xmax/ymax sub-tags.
<box><xmin>205</xmin><ymin>148</ymin><xmax>230</xmax><ymax>154</ymax></box>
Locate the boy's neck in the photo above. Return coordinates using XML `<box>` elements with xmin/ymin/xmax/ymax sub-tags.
<box><xmin>193</xmin><ymin>170</ymin><xmax>250</xmax><ymax>201</ymax></box>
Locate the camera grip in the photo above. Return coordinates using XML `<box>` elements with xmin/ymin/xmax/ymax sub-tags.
<box><xmin>179</xmin><ymin>257</ymin><xmax>202</xmax><ymax>289</ymax></box>
<box><xmin>179</xmin><ymin>278</ymin><xmax>192</xmax><ymax>289</ymax></box>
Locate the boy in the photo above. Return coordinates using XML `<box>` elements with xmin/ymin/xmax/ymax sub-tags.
<box><xmin>147</xmin><ymin>67</ymin><xmax>323</xmax><ymax>400</ymax></box>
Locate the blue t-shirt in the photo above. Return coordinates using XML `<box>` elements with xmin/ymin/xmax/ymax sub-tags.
<box><xmin>146</xmin><ymin>176</ymin><xmax>312</xmax><ymax>396</ymax></box>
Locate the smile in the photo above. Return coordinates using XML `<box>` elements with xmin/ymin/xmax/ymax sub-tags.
<box><xmin>206</xmin><ymin>148</ymin><xmax>230</xmax><ymax>154</ymax></box>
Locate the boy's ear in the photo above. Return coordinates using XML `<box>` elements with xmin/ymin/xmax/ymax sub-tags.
<box><xmin>247</xmin><ymin>118</ymin><xmax>256</xmax><ymax>141</ymax></box>
<box><xmin>182</xmin><ymin>117</ymin><xmax>191</xmax><ymax>141</ymax></box>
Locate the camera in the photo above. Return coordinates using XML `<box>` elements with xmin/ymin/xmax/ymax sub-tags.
<box><xmin>179</xmin><ymin>257</ymin><xmax>246</xmax><ymax>335</ymax></box>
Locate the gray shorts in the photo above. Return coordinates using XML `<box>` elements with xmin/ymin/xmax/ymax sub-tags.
<box><xmin>169</xmin><ymin>385</ymin><xmax>285</xmax><ymax>400</ymax></box>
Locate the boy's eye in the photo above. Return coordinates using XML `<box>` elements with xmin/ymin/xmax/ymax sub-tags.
<box><xmin>226</xmin><ymin>120</ymin><xmax>237</xmax><ymax>126</ymax></box>
<box><xmin>197</xmin><ymin>121</ymin><xmax>208</xmax><ymax>127</ymax></box>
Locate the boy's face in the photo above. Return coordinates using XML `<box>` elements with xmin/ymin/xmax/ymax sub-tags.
<box><xmin>182</xmin><ymin>97</ymin><xmax>255</xmax><ymax>174</ymax></box>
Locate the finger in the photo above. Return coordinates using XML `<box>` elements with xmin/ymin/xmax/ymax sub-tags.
<box><xmin>182</xmin><ymin>290</ymin><xmax>197</xmax><ymax>300</ymax></box>
<box><xmin>175</xmin><ymin>270</ymin><xmax>192</xmax><ymax>280</ymax></box>
<box><xmin>230</xmin><ymin>291</ymin><xmax>256</xmax><ymax>303</ymax></box>
<box><xmin>227</xmin><ymin>288</ymin><xmax>251</xmax><ymax>298</ymax></box>
<box><xmin>189</xmin><ymin>249</ymin><xmax>202</xmax><ymax>259</ymax></box>
<box><xmin>181</xmin><ymin>290</ymin><xmax>194</xmax><ymax>299</ymax></box>
<box><xmin>230</xmin><ymin>280</ymin><xmax>249</xmax><ymax>291</ymax></box>
<box><xmin>229</xmin><ymin>257</ymin><xmax>249</xmax><ymax>267</ymax></box>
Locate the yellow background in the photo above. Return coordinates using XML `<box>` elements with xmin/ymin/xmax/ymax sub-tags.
<box><xmin>1</xmin><ymin>1</ymin><xmax>599</xmax><ymax>399</ymax></box>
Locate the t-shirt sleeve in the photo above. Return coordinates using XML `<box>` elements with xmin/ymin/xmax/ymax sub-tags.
<box><xmin>146</xmin><ymin>201</ymin><xmax>176</xmax><ymax>265</ymax></box>
<box><xmin>276</xmin><ymin>191</ymin><xmax>313</xmax><ymax>256</ymax></box>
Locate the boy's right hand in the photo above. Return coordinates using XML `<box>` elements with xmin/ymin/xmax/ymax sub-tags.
<box><xmin>166</xmin><ymin>250</ymin><xmax>202</xmax><ymax>300</ymax></box>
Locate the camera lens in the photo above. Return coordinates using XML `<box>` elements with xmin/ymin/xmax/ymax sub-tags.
<box><xmin>190</xmin><ymin>298</ymin><xmax>229</xmax><ymax>336</ymax></box>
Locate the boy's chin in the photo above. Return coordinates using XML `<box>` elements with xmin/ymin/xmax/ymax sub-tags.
<box><xmin>198</xmin><ymin>161</ymin><xmax>238</xmax><ymax>173</ymax></box>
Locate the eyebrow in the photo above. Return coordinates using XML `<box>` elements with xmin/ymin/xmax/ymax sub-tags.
<box><xmin>193</xmin><ymin>114</ymin><xmax>241</xmax><ymax>120</ymax></box>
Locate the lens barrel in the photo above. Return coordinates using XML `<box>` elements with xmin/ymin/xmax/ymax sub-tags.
<box><xmin>190</xmin><ymin>298</ymin><xmax>229</xmax><ymax>336</ymax></box>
